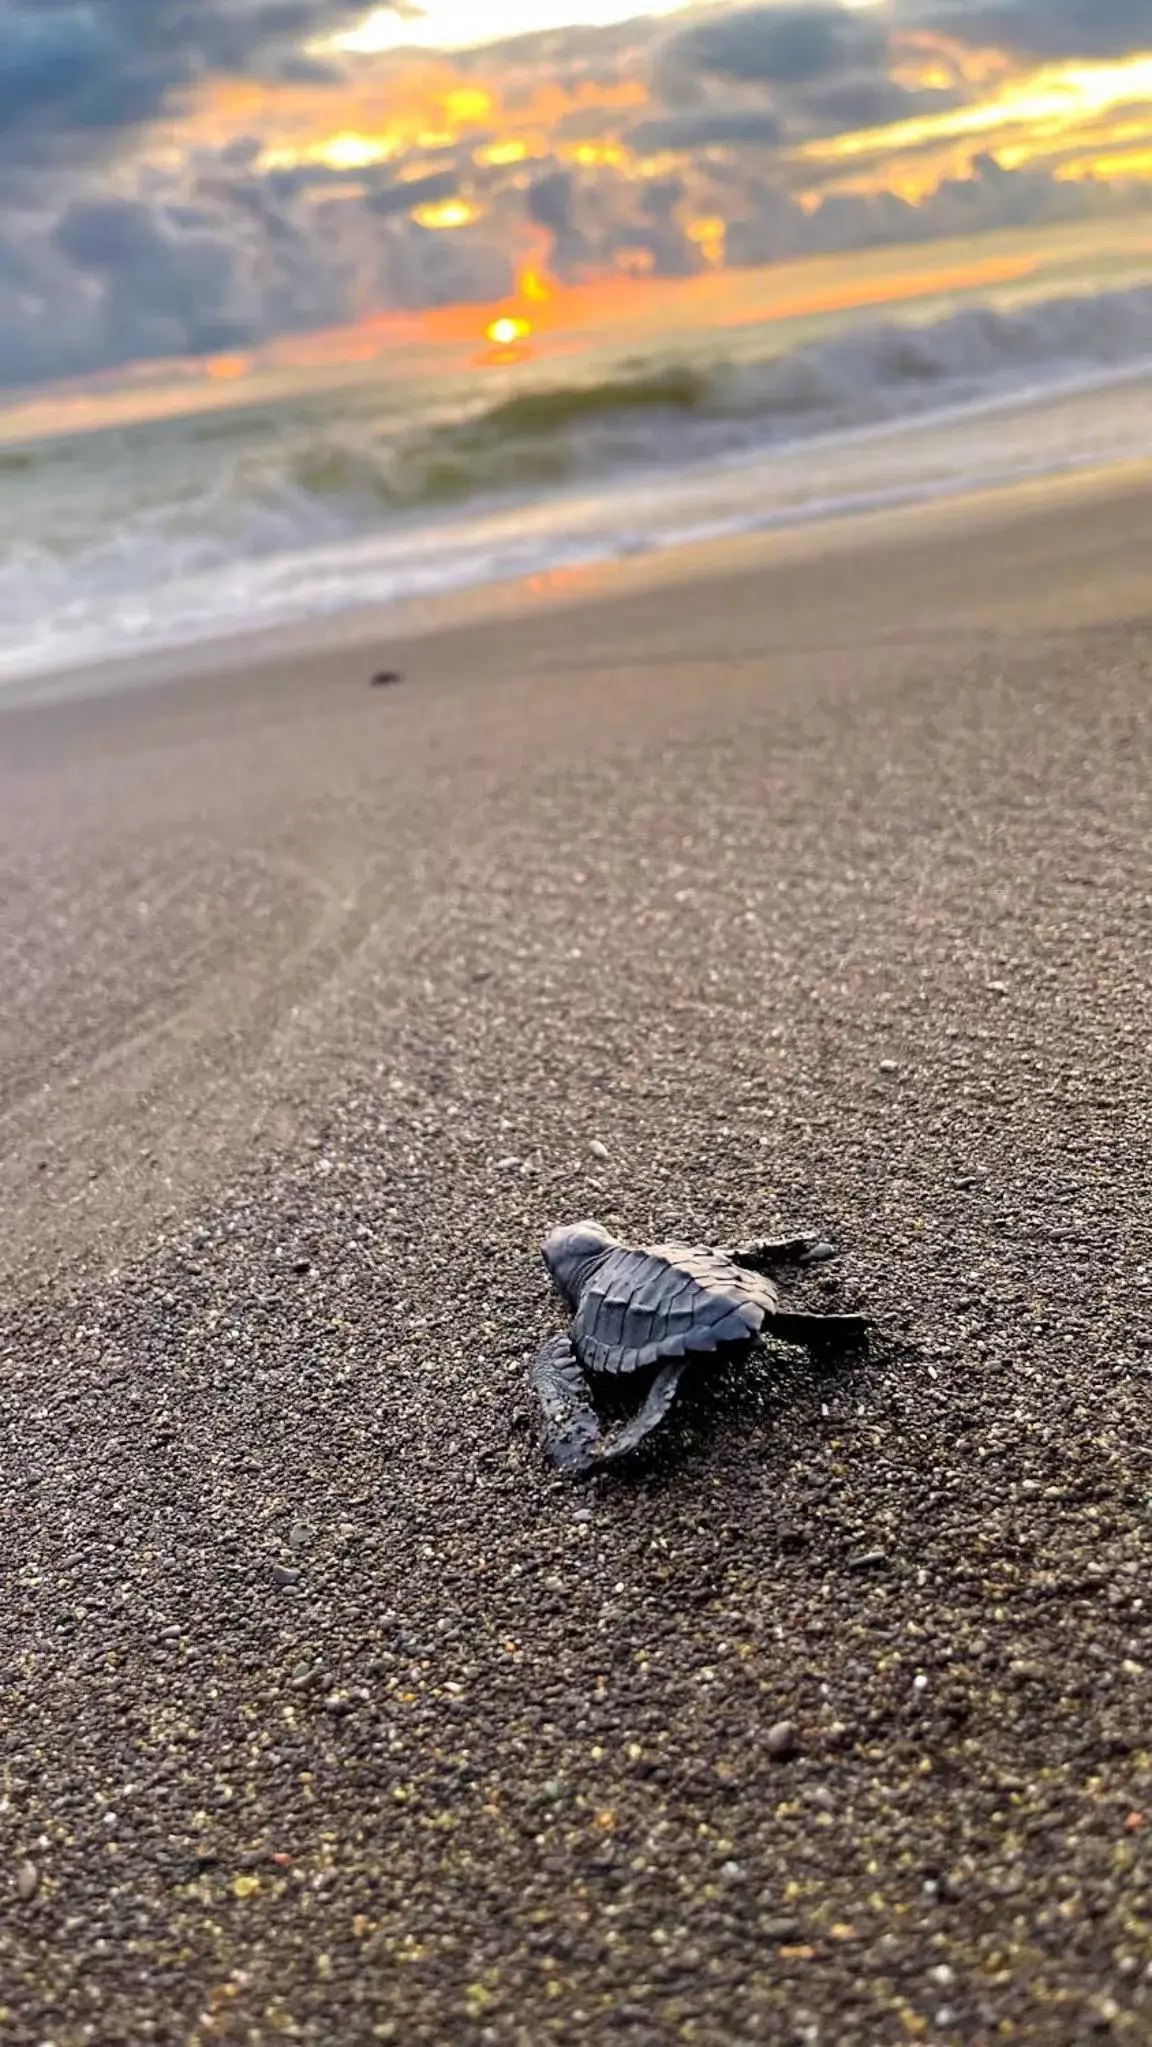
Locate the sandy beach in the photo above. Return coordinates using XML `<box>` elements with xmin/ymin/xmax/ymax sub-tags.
<box><xmin>1</xmin><ymin>472</ymin><xmax>1150</xmax><ymax>2043</ymax></box>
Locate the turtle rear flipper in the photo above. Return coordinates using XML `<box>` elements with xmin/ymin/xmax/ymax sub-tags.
<box><xmin>599</xmin><ymin>1357</ymin><xmax>689</xmax><ymax>1467</ymax></box>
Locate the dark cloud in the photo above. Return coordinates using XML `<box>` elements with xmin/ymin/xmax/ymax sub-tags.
<box><xmin>53</xmin><ymin>195</ymin><xmax>260</xmax><ymax>355</ymax></box>
<box><xmin>0</xmin><ymin>191</ymin><xmax>273</xmax><ymax>391</ymax></box>
<box><xmin>526</xmin><ymin>170</ymin><xmax>576</xmax><ymax>234</ymax></box>
<box><xmin>366</xmin><ymin>170</ymin><xmax>462</xmax><ymax>219</ymax></box>
<box><xmin>664</xmin><ymin>4</ymin><xmax>889</xmax><ymax>88</ymax></box>
<box><xmin>725</xmin><ymin>147</ymin><xmax>1125</xmax><ymax>266</ymax></box>
<box><xmin>627</xmin><ymin>106</ymin><xmax>782</xmax><ymax>153</ymax></box>
<box><xmin>553</xmin><ymin>104</ymin><xmax>629</xmax><ymax>143</ymax></box>
<box><xmin>638</xmin><ymin>176</ymin><xmax>686</xmax><ymax>218</ymax></box>
<box><xmin>0</xmin><ymin>1</ymin><xmax>388</xmax><ymax>172</ymax></box>
<box><xmin>908</xmin><ymin>0</ymin><xmax>1152</xmax><ymax>60</ymax></box>
<box><xmin>800</xmin><ymin>77</ymin><xmax>961</xmax><ymax>134</ymax></box>
<box><xmin>608</xmin><ymin>218</ymin><xmax>699</xmax><ymax>275</ymax></box>
<box><xmin>525</xmin><ymin>168</ymin><xmax>595</xmax><ymax>276</ymax></box>
<box><xmin>0</xmin><ymin>156</ymin><xmax>516</xmax><ymax>391</ymax></box>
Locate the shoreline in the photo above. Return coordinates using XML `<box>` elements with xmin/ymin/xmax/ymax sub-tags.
<box><xmin>4</xmin><ymin>441</ymin><xmax>1152</xmax><ymax>717</ymax></box>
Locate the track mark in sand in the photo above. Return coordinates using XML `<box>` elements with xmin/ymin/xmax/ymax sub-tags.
<box><xmin>0</xmin><ymin>843</ymin><xmax>384</xmax><ymax>1291</ymax></box>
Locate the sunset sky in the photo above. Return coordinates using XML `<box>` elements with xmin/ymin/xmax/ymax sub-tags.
<box><xmin>2</xmin><ymin>1</ymin><xmax>1152</xmax><ymax>395</ymax></box>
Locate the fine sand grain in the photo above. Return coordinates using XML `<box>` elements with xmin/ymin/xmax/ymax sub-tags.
<box><xmin>1</xmin><ymin>477</ymin><xmax>1150</xmax><ymax>2043</ymax></box>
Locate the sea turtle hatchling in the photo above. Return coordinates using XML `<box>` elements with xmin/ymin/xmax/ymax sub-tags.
<box><xmin>532</xmin><ymin>1222</ymin><xmax>868</xmax><ymax>1478</ymax></box>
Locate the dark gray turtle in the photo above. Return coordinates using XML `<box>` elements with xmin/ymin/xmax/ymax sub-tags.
<box><xmin>532</xmin><ymin>1221</ymin><xmax>868</xmax><ymax>1478</ymax></box>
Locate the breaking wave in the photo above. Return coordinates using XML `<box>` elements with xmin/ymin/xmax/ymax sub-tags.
<box><xmin>277</xmin><ymin>282</ymin><xmax>1152</xmax><ymax>510</ymax></box>
<box><xmin>5</xmin><ymin>278</ymin><xmax>1152</xmax><ymax>683</ymax></box>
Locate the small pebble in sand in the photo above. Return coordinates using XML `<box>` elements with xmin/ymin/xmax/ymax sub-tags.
<box><xmin>16</xmin><ymin>1862</ymin><xmax>40</xmax><ymax>1903</ymax></box>
<box><xmin>589</xmin><ymin>1139</ymin><xmax>610</xmax><ymax>1160</ymax></box>
<box><xmin>848</xmin><ymin>1550</ymin><xmax>888</xmax><ymax>1573</ymax></box>
<box><xmin>767</xmin><ymin>1720</ymin><xmax>798</xmax><ymax>1759</ymax></box>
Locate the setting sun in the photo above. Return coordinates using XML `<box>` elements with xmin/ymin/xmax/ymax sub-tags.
<box><xmin>487</xmin><ymin>316</ymin><xmax>533</xmax><ymax>345</ymax></box>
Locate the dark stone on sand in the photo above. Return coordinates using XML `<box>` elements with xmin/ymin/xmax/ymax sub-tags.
<box><xmin>370</xmin><ymin>670</ymin><xmax>403</xmax><ymax>687</ymax></box>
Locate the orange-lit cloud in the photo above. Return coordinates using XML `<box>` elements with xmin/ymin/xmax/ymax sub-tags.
<box><xmin>165</xmin><ymin>19</ymin><xmax>1152</xmax><ymax>236</ymax></box>
<box><xmin>800</xmin><ymin>49</ymin><xmax>1152</xmax><ymax>173</ymax></box>
<box><xmin>6</xmin><ymin>0</ymin><xmax>1152</xmax><ymax>398</ymax></box>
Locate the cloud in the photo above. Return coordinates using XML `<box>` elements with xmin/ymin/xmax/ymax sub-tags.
<box><xmin>52</xmin><ymin>195</ymin><xmax>264</xmax><ymax>356</ymax></box>
<box><xmin>365</xmin><ymin>170</ymin><xmax>462</xmax><ymax>217</ymax></box>
<box><xmin>800</xmin><ymin>77</ymin><xmax>961</xmax><ymax>134</ymax></box>
<box><xmin>649</xmin><ymin>2</ymin><xmax>937</xmax><ymax>148</ymax></box>
<box><xmin>0</xmin><ymin>197</ymin><xmax>264</xmax><ymax>390</ymax></box>
<box><xmin>0</xmin><ymin>159</ymin><xmax>518</xmax><ymax>391</ymax></box>
<box><xmin>0</xmin><ymin>1</ymin><xmax>389</xmax><ymax>172</ymax></box>
<box><xmin>627</xmin><ymin>106</ymin><xmax>782</xmax><ymax>152</ymax></box>
<box><xmin>663</xmin><ymin>4</ymin><xmax>889</xmax><ymax>89</ymax></box>
<box><xmin>526</xmin><ymin>169</ymin><xmax>577</xmax><ymax>233</ymax></box>
<box><xmin>638</xmin><ymin>175</ymin><xmax>686</xmax><ymax>217</ymax></box>
<box><xmin>525</xmin><ymin>167</ymin><xmax>594</xmax><ymax>274</ymax></box>
<box><xmin>907</xmin><ymin>0</ymin><xmax>1152</xmax><ymax>60</ymax></box>
<box><xmin>1</xmin><ymin>1</ymin><xmax>1151</xmax><ymax>393</ymax></box>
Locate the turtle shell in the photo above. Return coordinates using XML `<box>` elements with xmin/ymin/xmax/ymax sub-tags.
<box><xmin>570</xmin><ymin>1242</ymin><xmax>779</xmax><ymax>1377</ymax></box>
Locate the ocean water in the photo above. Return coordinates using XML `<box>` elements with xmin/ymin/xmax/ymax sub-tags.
<box><xmin>5</xmin><ymin>230</ymin><xmax>1152</xmax><ymax>687</ymax></box>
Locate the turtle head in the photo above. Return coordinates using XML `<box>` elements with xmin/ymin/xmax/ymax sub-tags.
<box><xmin>542</xmin><ymin>1220</ymin><xmax>615</xmax><ymax>1308</ymax></box>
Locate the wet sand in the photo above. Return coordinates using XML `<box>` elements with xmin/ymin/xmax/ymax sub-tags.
<box><xmin>1</xmin><ymin>475</ymin><xmax>1150</xmax><ymax>2043</ymax></box>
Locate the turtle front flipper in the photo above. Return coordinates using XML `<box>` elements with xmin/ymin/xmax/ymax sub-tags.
<box><xmin>727</xmin><ymin>1235</ymin><xmax>837</xmax><ymax>1277</ymax></box>
<box><xmin>599</xmin><ymin>1357</ymin><xmax>689</xmax><ymax>1467</ymax></box>
<box><xmin>531</xmin><ymin>1334</ymin><xmax>604</xmax><ymax>1479</ymax></box>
